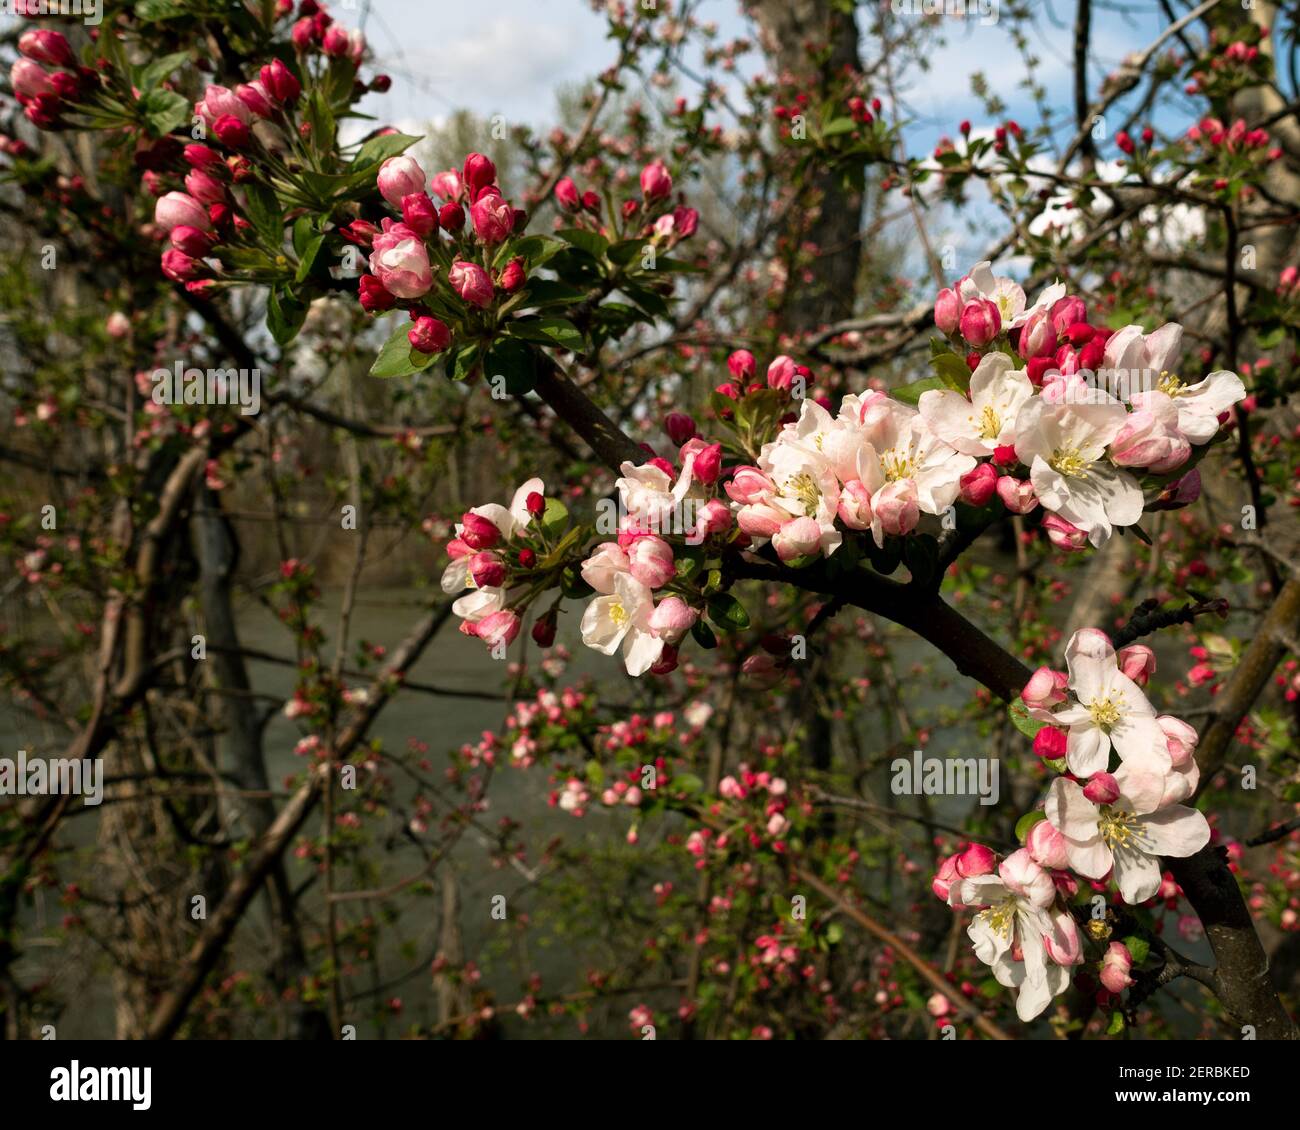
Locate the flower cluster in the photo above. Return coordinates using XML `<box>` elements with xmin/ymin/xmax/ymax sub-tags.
<box><xmin>934</xmin><ymin>628</ymin><xmax>1211</xmax><ymax>1021</ymax></box>
<box><xmin>440</xmin><ymin>477</ymin><xmax>547</xmax><ymax>649</ymax></box>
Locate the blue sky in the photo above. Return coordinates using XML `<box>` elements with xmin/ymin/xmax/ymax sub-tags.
<box><xmin>353</xmin><ymin>0</ymin><xmax>1173</xmax><ymax>149</ymax></box>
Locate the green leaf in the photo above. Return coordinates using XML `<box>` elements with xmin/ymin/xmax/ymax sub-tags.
<box><xmin>557</xmin><ymin>227</ymin><xmax>609</xmax><ymax>260</ymax></box>
<box><xmin>1008</xmin><ymin>699</ymin><xmax>1047</xmax><ymax>740</ymax></box>
<box><xmin>449</xmin><ymin>342</ymin><xmax>480</xmax><ymax>382</ymax></box>
<box><xmin>350</xmin><ymin>131</ymin><xmax>421</xmax><ymax>173</ymax></box>
<box><xmin>891</xmin><ymin>376</ymin><xmax>947</xmax><ymax>406</ymax></box>
<box><xmin>540</xmin><ymin>497</ymin><xmax>569</xmax><ymax>537</ymax></box>
<box><xmin>1121</xmin><ymin>935</ymin><xmax>1151</xmax><ymax>965</ymax></box>
<box><xmin>369</xmin><ymin>324</ymin><xmax>421</xmax><ymax>378</ymax></box>
<box><xmin>520</xmin><ymin>279</ymin><xmax>585</xmax><ymax>307</ymax></box>
<box><xmin>135</xmin><ymin>0</ymin><xmax>188</xmax><ymax>20</ymax></box>
<box><xmin>513</xmin><ymin>315</ymin><xmax>584</xmax><ymax>352</ymax></box>
<box><xmin>607</xmin><ymin>238</ymin><xmax>649</xmax><ymax>267</ymax></box>
<box><xmin>138</xmin><ymin>88</ymin><xmax>190</xmax><ymax>137</ymax></box>
<box><xmin>485</xmin><ymin>338</ymin><xmax>537</xmax><ymax>395</ymax></box>
<box><xmin>930</xmin><ymin>351</ymin><xmax>972</xmax><ymax>392</ymax></box>
<box><xmin>295</xmin><ymin>233</ymin><xmax>325</xmax><ymax>283</ymax></box>
<box><xmin>1015</xmin><ymin>811</ymin><xmax>1046</xmax><ymax>843</ymax></box>
<box><xmin>674</xmin><ymin>773</ymin><xmax>704</xmax><ymax>795</ymax></box>
<box><xmin>267</xmin><ymin>287</ymin><xmax>306</xmax><ymax>347</ymax></box>
<box><xmin>136</xmin><ymin>51</ymin><xmax>190</xmax><ymax>91</ymax></box>
<box><xmin>690</xmin><ymin>618</ymin><xmax>718</xmax><ymax>650</ymax></box>
<box><xmin>706</xmin><ymin>592</ymin><xmax>750</xmax><ymax>630</ymax></box>
<box><xmin>821</xmin><ymin>116</ymin><xmax>857</xmax><ymax>138</ymax></box>
<box><xmin>1106</xmin><ymin>1010</ymin><xmax>1126</xmax><ymax>1036</ymax></box>
<box><xmin>242</xmin><ymin>183</ymin><xmax>283</xmax><ymax>244</ymax></box>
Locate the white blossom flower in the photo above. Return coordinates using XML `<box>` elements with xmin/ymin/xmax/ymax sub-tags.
<box><xmin>1045</xmin><ymin>763</ymin><xmax>1210</xmax><ymax>904</ymax></box>
<box><xmin>855</xmin><ymin>409</ymin><xmax>975</xmax><ymax>546</ymax></box>
<box><xmin>1014</xmin><ymin>395</ymin><xmax>1142</xmax><ymax>546</ymax></box>
<box><xmin>580</xmin><ymin>571</ymin><xmax>664</xmax><ymax>676</ymax></box>
<box><xmin>440</xmin><ymin>477</ymin><xmax>543</xmax><ymax>594</ymax></box>
<box><xmin>1049</xmin><ymin>628</ymin><xmax>1168</xmax><ymax>776</ymax></box>
<box><xmin>919</xmin><ymin>352</ymin><xmax>1034</xmax><ymax>456</ymax></box>
<box><xmin>951</xmin><ymin>849</ymin><xmax>1074</xmax><ymax>1021</ymax></box>
<box><xmin>958</xmin><ymin>261</ymin><xmax>1027</xmax><ymax>328</ymax></box>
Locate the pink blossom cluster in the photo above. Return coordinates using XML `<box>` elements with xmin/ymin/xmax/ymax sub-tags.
<box><xmin>933</xmin><ymin>628</ymin><xmax>1211</xmax><ymax>1021</ymax></box>
<box><xmin>10</xmin><ymin>30</ymin><xmax>82</xmax><ymax>128</ymax></box>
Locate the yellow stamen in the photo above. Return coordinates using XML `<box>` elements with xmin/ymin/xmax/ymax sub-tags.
<box><xmin>786</xmin><ymin>472</ymin><xmax>821</xmax><ymax>517</ymax></box>
<box><xmin>1049</xmin><ymin>445</ymin><xmax>1089</xmax><ymax>478</ymax></box>
<box><xmin>977</xmin><ymin>404</ymin><xmax>1001</xmax><ymax>440</ymax></box>
<box><xmin>1098</xmin><ymin>806</ymin><xmax>1142</xmax><ymax>851</ymax></box>
<box><xmin>609</xmin><ymin>602</ymin><xmax>628</xmax><ymax>627</ymax></box>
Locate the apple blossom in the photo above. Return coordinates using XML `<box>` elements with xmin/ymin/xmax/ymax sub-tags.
<box><xmin>580</xmin><ymin>572</ymin><xmax>665</xmax><ymax>676</ymax></box>
<box><xmin>1045</xmin><ymin>763</ymin><xmax>1210</xmax><ymax>904</ymax></box>
<box><xmin>1014</xmin><ymin>394</ymin><xmax>1142</xmax><ymax>547</ymax></box>
<box><xmin>919</xmin><ymin>352</ymin><xmax>1033</xmax><ymax>456</ymax></box>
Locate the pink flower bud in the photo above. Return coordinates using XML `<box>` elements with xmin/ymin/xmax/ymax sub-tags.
<box><xmin>459</xmin><ymin>512</ymin><xmax>501</xmax><ymax>550</ymax></box>
<box><xmin>161</xmin><ymin>248</ymin><xmax>204</xmax><ymax>283</ymax></box>
<box><xmin>689</xmin><ymin>441</ymin><xmax>722</xmax><ymax>485</ymax></box>
<box><xmin>235</xmin><ymin>81</ymin><xmax>274</xmax><ymax>118</ymax></box>
<box><xmin>1032</xmin><ymin>726</ymin><xmax>1067</xmax><ymax>761</ymax></box>
<box><xmin>872</xmin><ymin>479</ymin><xmax>919</xmax><ymax>537</ymax></box>
<box><xmin>628</xmin><ymin>536</ymin><xmax>675</xmax><ymax>589</ymax></box>
<box><xmin>359</xmin><ymin>275</ymin><xmax>396</xmax><ymax>313</ymax></box>
<box><xmin>693</xmin><ymin>498</ymin><xmax>733</xmax><ymax>539</ymax></box>
<box><xmin>170</xmin><ymin>224</ymin><xmax>214</xmax><ymax>257</ymax></box>
<box><xmin>996</xmin><ymin>475</ymin><xmax>1038</xmax><ymax>514</ymax></box>
<box><xmin>1044</xmin><ymin>914</ymin><xmax>1083</xmax><ymax>966</ymax></box>
<box><xmin>19</xmin><ymin>30</ymin><xmax>75</xmax><ymax>68</ymax></box>
<box><xmin>725</xmin><ymin>466</ymin><xmax>774</xmax><ymax>505</ymax></box>
<box><xmin>772</xmin><ymin>516</ymin><xmax>823</xmax><ymax>561</ymax></box>
<box><xmin>474</xmin><ymin>609</ymin><xmax>521</xmax><ymax>650</ymax></box>
<box><xmin>462</xmin><ymin>152</ymin><xmax>497</xmax><ymax>197</ymax></box>
<box><xmin>212</xmin><ymin>114</ymin><xmax>251</xmax><ymax>149</ymax></box>
<box><xmin>933</xmin><ymin>287</ymin><xmax>961</xmax><ymax>334</ymax></box>
<box><xmin>195</xmin><ymin>84</ymin><xmax>251</xmax><ymax>128</ymax></box>
<box><xmin>471</xmin><ymin>191</ymin><xmax>515</xmax><ymax>244</ymax></box>
<box><xmin>727</xmin><ymin>349</ymin><xmax>756</xmax><ymax>380</ymax></box>
<box><xmin>1042</xmin><ymin>513</ymin><xmax>1087</xmax><ymax>551</ymax></box>
<box><xmin>184</xmin><ymin>167</ymin><xmax>226</xmax><ymax>205</ymax></box>
<box><xmin>1110</xmin><ymin>405</ymin><xmax>1190</xmax><ymax>474</ymax></box>
<box><xmin>448</xmin><ymin>259</ymin><xmax>493</xmax><ymax>308</ymax></box>
<box><xmin>434</xmin><ymin>203</ymin><xmax>463</xmax><ymax>233</ymax></box>
<box><xmin>741</xmin><ymin>652</ymin><xmax>785</xmax><ymax>688</ymax></box>
<box><xmin>958</xmin><ymin>462</ymin><xmax>998</xmax><ymax>506</ymax></box>
<box><xmin>154</xmin><ymin>191</ymin><xmax>211</xmax><ymax>233</ymax></box>
<box><xmin>664</xmin><ymin>411</ymin><xmax>696</xmax><ymax>446</ymax></box>
<box><xmin>260</xmin><ymin>58</ymin><xmax>301</xmax><ymax>103</ymax></box>
<box><xmin>1099</xmin><ymin>941</ymin><xmax>1134</xmax><ymax>993</ymax></box>
<box><xmin>736</xmin><ymin>503</ymin><xmax>785</xmax><ymax>541</ymax></box>
<box><xmin>367</xmin><ymin>220</ymin><xmax>433</xmax><ymax>299</ymax></box>
<box><xmin>766</xmin><ymin>354</ymin><xmax>796</xmax><ymax>390</ymax></box>
<box><xmin>932</xmin><ymin>854</ymin><xmax>960</xmax><ymax>901</ymax></box>
<box><xmin>1157</xmin><ymin>715</ymin><xmax>1198</xmax><ymax>767</ymax></box>
<box><xmin>554</xmin><ymin>177</ymin><xmax>580</xmax><ymax>211</ymax></box>
<box><xmin>1022</xmin><ymin>666</ymin><xmax>1068</xmax><ymax>709</ymax></box>
<box><xmin>649</xmin><ymin>596</ymin><xmax>698</xmax><ymax>644</ymax></box>
<box><xmin>959</xmin><ymin>298</ymin><xmax>1001</xmax><ymax>347</ymax></box>
<box><xmin>837</xmin><ymin>479</ymin><xmax>873</xmax><ymax>530</ymax></box>
<box><xmin>1018</xmin><ymin>309</ymin><xmax>1057</xmax><ymax>360</ymax></box>
<box><xmin>1026</xmin><ymin>819</ymin><xmax>1070</xmax><ymax>870</ymax></box>
<box><xmin>1117</xmin><ymin>644</ymin><xmax>1156</xmax><ymax>686</ymax></box>
<box><xmin>640</xmin><ymin>160</ymin><xmax>672</xmax><ymax>200</ymax></box>
<box><xmin>321</xmin><ymin>25</ymin><xmax>351</xmax><ymax>58</ymax></box>
<box><xmin>468</xmin><ymin>551</ymin><xmax>505</xmax><ymax>588</ymax></box>
<box><xmin>377</xmin><ymin>155</ymin><xmax>426</xmax><ymax>208</ymax></box>
<box><xmin>1050</xmin><ymin>296</ymin><xmax>1086</xmax><ymax>335</ymax></box>
<box><xmin>408</xmin><ymin>315</ymin><xmax>451</xmax><ymax>355</ymax></box>
<box><xmin>430</xmin><ymin>170</ymin><xmax>462</xmax><ymax>202</ymax></box>
<box><xmin>1083</xmin><ymin>772</ymin><xmax>1120</xmax><ymax>805</ymax></box>
<box><xmin>401</xmin><ymin>192</ymin><xmax>439</xmax><ymax>236</ymax></box>
<box><xmin>954</xmin><ymin>842</ymin><xmax>996</xmax><ymax>877</ymax></box>
<box><xmin>496</xmin><ymin>257</ymin><xmax>526</xmax><ymax>293</ymax></box>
